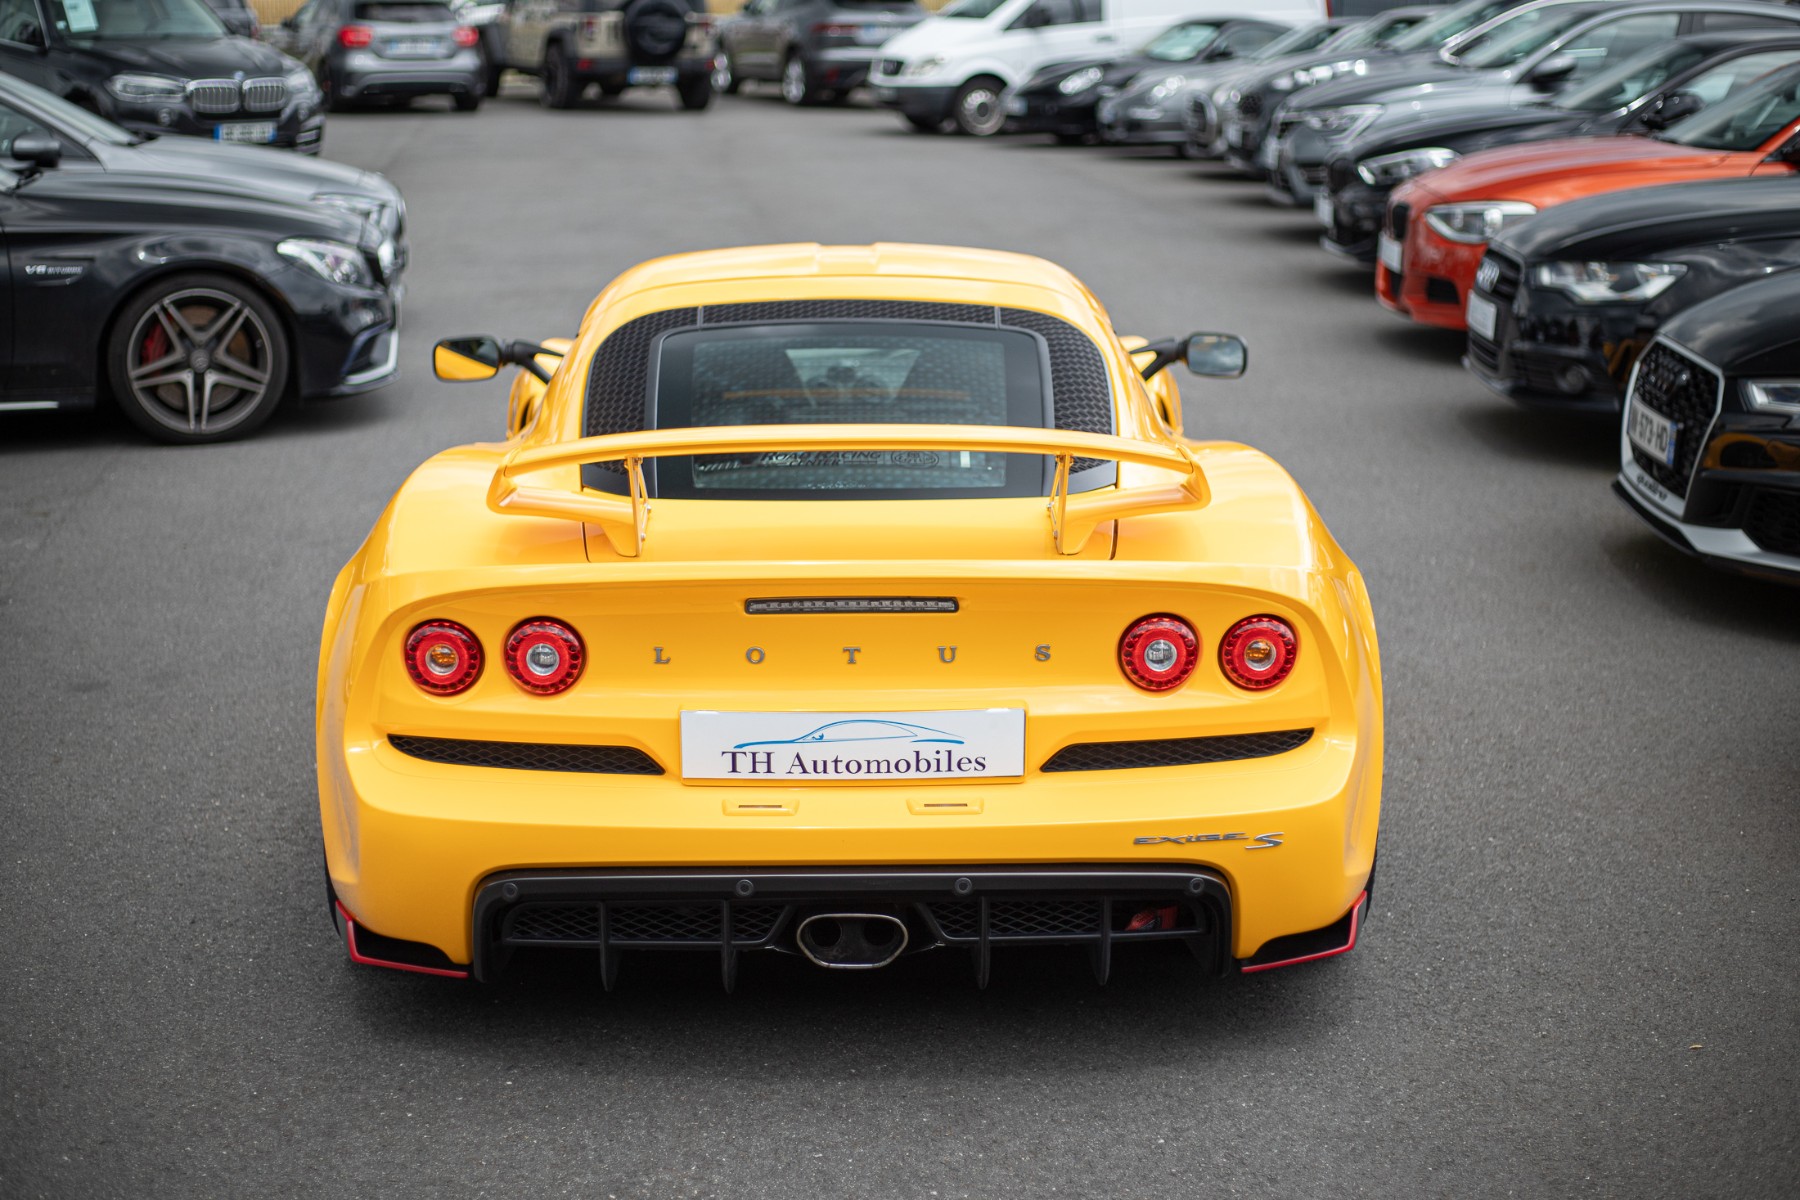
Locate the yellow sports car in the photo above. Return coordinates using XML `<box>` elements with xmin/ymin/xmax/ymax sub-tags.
<box><xmin>317</xmin><ymin>243</ymin><xmax>1381</xmax><ymax>986</ymax></box>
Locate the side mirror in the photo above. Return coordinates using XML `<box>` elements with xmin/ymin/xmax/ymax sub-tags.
<box><xmin>1641</xmin><ymin>90</ymin><xmax>1702</xmax><ymax>132</ymax></box>
<box><xmin>1185</xmin><ymin>333</ymin><xmax>1246</xmax><ymax>377</ymax></box>
<box><xmin>10</xmin><ymin>133</ymin><xmax>61</xmax><ymax>169</ymax></box>
<box><xmin>1527</xmin><ymin>53</ymin><xmax>1576</xmax><ymax>88</ymax></box>
<box><xmin>434</xmin><ymin>335</ymin><xmax>502</xmax><ymax>381</ymax></box>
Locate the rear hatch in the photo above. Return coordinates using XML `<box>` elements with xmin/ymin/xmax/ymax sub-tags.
<box><xmin>355</xmin><ymin>1</ymin><xmax>462</xmax><ymax>59</ymax></box>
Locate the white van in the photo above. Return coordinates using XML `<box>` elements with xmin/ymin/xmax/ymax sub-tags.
<box><xmin>872</xmin><ymin>0</ymin><xmax>1326</xmax><ymax>135</ymax></box>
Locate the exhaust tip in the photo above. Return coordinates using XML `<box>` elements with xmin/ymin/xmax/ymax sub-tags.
<box><xmin>796</xmin><ymin>912</ymin><xmax>909</xmax><ymax>970</ymax></box>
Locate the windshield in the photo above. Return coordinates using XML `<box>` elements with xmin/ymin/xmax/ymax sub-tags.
<box><xmin>1321</xmin><ymin>12</ymin><xmax>1424</xmax><ymax>55</ymax></box>
<box><xmin>1451</xmin><ymin>6</ymin><xmax>1595</xmax><ymax>69</ymax></box>
<box><xmin>938</xmin><ymin>0</ymin><xmax>1007</xmax><ymax>17</ymax></box>
<box><xmin>1657</xmin><ymin>61</ymin><xmax>1800</xmax><ymax>151</ymax></box>
<box><xmin>1387</xmin><ymin>0</ymin><xmax>1515</xmax><ymax>54</ymax></box>
<box><xmin>1142</xmin><ymin>21</ymin><xmax>1220</xmax><ymax>63</ymax></box>
<box><xmin>0</xmin><ymin>79</ymin><xmax>136</xmax><ymax>145</ymax></box>
<box><xmin>1249</xmin><ymin>22</ymin><xmax>1337</xmax><ymax>62</ymax></box>
<box><xmin>651</xmin><ymin>323</ymin><xmax>1053</xmax><ymax>500</ymax></box>
<box><xmin>48</xmin><ymin>0</ymin><xmax>226</xmax><ymax>39</ymax></box>
<box><xmin>1552</xmin><ymin>42</ymin><xmax>1707</xmax><ymax>113</ymax></box>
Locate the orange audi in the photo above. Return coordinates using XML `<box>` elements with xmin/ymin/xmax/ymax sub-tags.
<box><xmin>1375</xmin><ymin>61</ymin><xmax>1800</xmax><ymax>330</ymax></box>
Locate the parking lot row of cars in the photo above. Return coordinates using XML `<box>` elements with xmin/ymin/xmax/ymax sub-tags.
<box><xmin>854</xmin><ymin>0</ymin><xmax>1800</xmax><ymax>584</ymax></box>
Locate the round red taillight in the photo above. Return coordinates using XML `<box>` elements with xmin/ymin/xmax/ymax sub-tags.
<box><xmin>404</xmin><ymin>621</ymin><xmax>482</xmax><ymax>696</ymax></box>
<box><xmin>504</xmin><ymin>618</ymin><xmax>584</xmax><ymax>695</ymax></box>
<box><xmin>1119</xmin><ymin>615</ymin><xmax>1199</xmax><ymax>692</ymax></box>
<box><xmin>1219</xmin><ymin>616</ymin><xmax>1298</xmax><ymax>691</ymax></box>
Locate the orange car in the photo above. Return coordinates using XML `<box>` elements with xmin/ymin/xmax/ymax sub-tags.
<box><xmin>1375</xmin><ymin>61</ymin><xmax>1800</xmax><ymax>330</ymax></box>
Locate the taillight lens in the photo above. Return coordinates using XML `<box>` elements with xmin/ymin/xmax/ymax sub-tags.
<box><xmin>339</xmin><ymin>24</ymin><xmax>373</xmax><ymax>48</ymax></box>
<box><xmin>453</xmin><ymin>25</ymin><xmax>478</xmax><ymax>47</ymax></box>
<box><xmin>1219</xmin><ymin>616</ymin><xmax>1298</xmax><ymax>690</ymax></box>
<box><xmin>404</xmin><ymin>621</ymin><xmax>482</xmax><ymax>695</ymax></box>
<box><xmin>504</xmin><ymin>619</ymin><xmax>584</xmax><ymax>695</ymax></box>
<box><xmin>812</xmin><ymin>22</ymin><xmax>860</xmax><ymax>35</ymax></box>
<box><xmin>1119</xmin><ymin>615</ymin><xmax>1198</xmax><ymax>692</ymax></box>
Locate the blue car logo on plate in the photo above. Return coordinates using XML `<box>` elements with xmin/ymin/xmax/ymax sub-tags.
<box><xmin>734</xmin><ymin>719</ymin><xmax>965</xmax><ymax>749</ymax></box>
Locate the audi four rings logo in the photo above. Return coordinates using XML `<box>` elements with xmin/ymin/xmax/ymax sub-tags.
<box><xmin>1134</xmin><ymin>832</ymin><xmax>1284</xmax><ymax>849</ymax></box>
<box><xmin>1475</xmin><ymin>258</ymin><xmax>1500</xmax><ymax>293</ymax></box>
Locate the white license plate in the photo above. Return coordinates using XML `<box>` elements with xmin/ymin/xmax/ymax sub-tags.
<box><xmin>1096</xmin><ymin>97</ymin><xmax>1117</xmax><ymax>124</ymax></box>
<box><xmin>873</xmin><ymin>86</ymin><xmax>897</xmax><ymax>102</ymax></box>
<box><xmin>1627</xmin><ymin>401</ymin><xmax>1680</xmax><ymax>467</ymax></box>
<box><xmin>215</xmin><ymin>121</ymin><xmax>276</xmax><ymax>144</ymax></box>
<box><xmin>1314</xmin><ymin>192</ymin><xmax>1334</xmax><ymax>227</ymax></box>
<box><xmin>1224</xmin><ymin>117</ymin><xmax>1243</xmax><ymax>145</ymax></box>
<box><xmin>680</xmin><ymin>709</ymin><xmax>1024</xmax><ymax>781</ymax></box>
<box><xmin>1257</xmin><ymin>135</ymin><xmax>1281</xmax><ymax>169</ymax></box>
<box><xmin>387</xmin><ymin>38</ymin><xmax>438</xmax><ymax>56</ymax></box>
<box><xmin>627</xmin><ymin>66</ymin><xmax>679</xmax><ymax>85</ymax></box>
<box><xmin>1466</xmin><ymin>292</ymin><xmax>1498</xmax><ymax>340</ymax></box>
<box><xmin>1378</xmin><ymin>232</ymin><xmax>1403</xmax><ymax>273</ymax></box>
<box><xmin>1004</xmin><ymin>94</ymin><xmax>1027</xmax><ymax>116</ymax></box>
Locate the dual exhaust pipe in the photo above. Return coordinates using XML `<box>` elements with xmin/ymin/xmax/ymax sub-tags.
<box><xmin>795</xmin><ymin>912</ymin><xmax>909</xmax><ymax>970</ymax></box>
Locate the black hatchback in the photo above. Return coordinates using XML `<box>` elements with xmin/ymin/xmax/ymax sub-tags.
<box><xmin>0</xmin><ymin>0</ymin><xmax>324</xmax><ymax>152</ymax></box>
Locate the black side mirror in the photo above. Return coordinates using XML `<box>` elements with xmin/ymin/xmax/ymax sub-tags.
<box><xmin>434</xmin><ymin>335</ymin><xmax>563</xmax><ymax>383</ymax></box>
<box><xmin>1641</xmin><ymin>90</ymin><xmax>1702</xmax><ymax>132</ymax></box>
<box><xmin>1134</xmin><ymin>332</ymin><xmax>1248</xmax><ymax>380</ymax></box>
<box><xmin>1527</xmin><ymin>53</ymin><xmax>1577</xmax><ymax>88</ymax></box>
<box><xmin>10</xmin><ymin>133</ymin><xmax>61</xmax><ymax>169</ymax></box>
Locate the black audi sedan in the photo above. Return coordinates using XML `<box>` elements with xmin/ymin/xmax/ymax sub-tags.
<box><xmin>1462</xmin><ymin>176</ymin><xmax>1800</xmax><ymax>413</ymax></box>
<box><xmin>1318</xmin><ymin>32</ymin><xmax>1800</xmax><ymax>263</ymax></box>
<box><xmin>1004</xmin><ymin>16</ymin><xmax>1290</xmax><ymax>144</ymax></box>
<box><xmin>1613</xmin><ymin>269</ymin><xmax>1800</xmax><ymax>585</ymax></box>
<box><xmin>0</xmin><ymin>0</ymin><xmax>324</xmax><ymax>153</ymax></box>
<box><xmin>0</xmin><ymin>135</ymin><xmax>402</xmax><ymax>443</ymax></box>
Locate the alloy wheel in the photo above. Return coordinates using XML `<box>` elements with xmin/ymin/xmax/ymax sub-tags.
<box><xmin>956</xmin><ymin>84</ymin><xmax>1004</xmax><ymax>136</ymax></box>
<box><xmin>712</xmin><ymin>54</ymin><xmax>734</xmax><ymax>94</ymax></box>
<box><xmin>782</xmin><ymin>57</ymin><xmax>808</xmax><ymax>105</ymax></box>
<box><xmin>123</xmin><ymin>288</ymin><xmax>277</xmax><ymax>438</ymax></box>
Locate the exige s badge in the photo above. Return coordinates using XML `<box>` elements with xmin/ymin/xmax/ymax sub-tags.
<box><xmin>1134</xmin><ymin>832</ymin><xmax>1284</xmax><ymax>849</ymax></box>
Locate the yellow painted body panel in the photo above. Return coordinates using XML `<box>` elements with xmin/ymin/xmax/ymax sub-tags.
<box><xmin>318</xmin><ymin>244</ymin><xmax>1382</xmax><ymax>968</ymax></box>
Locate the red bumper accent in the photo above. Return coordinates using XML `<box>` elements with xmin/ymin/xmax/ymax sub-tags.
<box><xmin>336</xmin><ymin>900</ymin><xmax>471</xmax><ymax>979</ymax></box>
<box><xmin>1240</xmin><ymin>889</ymin><xmax>1365</xmax><ymax>974</ymax></box>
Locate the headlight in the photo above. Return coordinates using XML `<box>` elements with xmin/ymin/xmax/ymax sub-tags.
<box><xmin>278</xmin><ymin>238</ymin><xmax>375</xmax><ymax>288</ymax></box>
<box><xmin>1058</xmin><ymin>66</ymin><xmax>1104</xmax><ymax>96</ymax></box>
<box><xmin>1531</xmin><ymin>261</ymin><xmax>1687</xmax><ymax>304</ymax></box>
<box><xmin>1742</xmin><ymin>380</ymin><xmax>1800</xmax><ymax>417</ymax></box>
<box><xmin>1148</xmin><ymin>74</ymin><xmax>1187</xmax><ymax>101</ymax></box>
<box><xmin>107</xmin><ymin>73</ymin><xmax>186</xmax><ymax>103</ymax></box>
<box><xmin>1356</xmin><ymin>146</ymin><xmax>1459</xmax><ymax>187</ymax></box>
<box><xmin>904</xmin><ymin>55</ymin><xmax>945</xmax><ymax>78</ymax></box>
<box><xmin>310</xmin><ymin>192</ymin><xmax>383</xmax><ymax>220</ymax></box>
<box><xmin>1422</xmin><ymin>201</ymin><xmax>1537</xmax><ymax>245</ymax></box>
<box><xmin>1269</xmin><ymin>72</ymin><xmax>1295</xmax><ymax>93</ymax></box>
<box><xmin>1301</xmin><ymin>104</ymin><xmax>1380</xmax><ymax>139</ymax></box>
<box><xmin>285</xmin><ymin>66</ymin><xmax>320</xmax><ymax>101</ymax></box>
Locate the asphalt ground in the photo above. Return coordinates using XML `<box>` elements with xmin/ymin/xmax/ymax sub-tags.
<box><xmin>2</xmin><ymin>82</ymin><xmax>1797</xmax><ymax>1199</ymax></box>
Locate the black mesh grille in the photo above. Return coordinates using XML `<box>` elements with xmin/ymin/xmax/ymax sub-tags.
<box><xmin>502</xmin><ymin>902</ymin><xmax>783</xmax><ymax>945</ymax></box>
<box><xmin>509</xmin><ymin>904</ymin><xmax>599</xmax><ymax>942</ymax></box>
<box><xmin>1041</xmin><ymin>728</ymin><xmax>1313</xmax><ymax>773</ymax></box>
<box><xmin>612</xmin><ymin>903</ymin><xmax>721</xmax><ymax>941</ymax></box>
<box><xmin>1628</xmin><ymin>342</ymin><xmax>1719</xmax><ymax>497</ymax></box>
<box><xmin>1001</xmin><ymin>306</ymin><xmax>1112</xmax><ymax>470</ymax></box>
<box><xmin>932</xmin><ymin>900</ymin><xmax>978</xmax><ymax>938</ymax></box>
<box><xmin>1425</xmin><ymin>277</ymin><xmax>1459</xmax><ymax>307</ymax></box>
<box><xmin>389</xmin><ymin>735</ymin><xmax>663</xmax><ymax>775</ymax></box>
<box><xmin>1237</xmin><ymin>92</ymin><xmax>1263</xmax><ymax>120</ymax></box>
<box><xmin>1744</xmin><ymin>489</ymin><xmax>1800</xmax><ymax>555</ymax></box>
<box><xmin>991</xmin><ymin>899</ymin><xmax>1100</xmax><ymax>936</ymax></box>
<box><xmin>1466</xmin><ymin>329</ymin><xmax>1501</xmax><ymax>374</ymax></box>
<box><xmin>583</xmin><ymin>307</ymin><xmax>700</xmax><ymax>462</ymax></box>
<box><xmin>702</xmin><ymin>300</ymin><xmax>995</xmax><ymax>325</ymax></box>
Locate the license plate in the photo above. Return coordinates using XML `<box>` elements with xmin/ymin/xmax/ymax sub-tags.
<box><xmin>1004</xmin><ymin>94</ymin><xmax>1027</xmax><ymax>116</ymax></box>
<box><xmin>387</xmin><ymin>37</ymin><xmax>438</xmax><ymax>56</ymax></box>
<box><xmin>627</xmin><ymin>66</ymin><xmax>678</xmax><ymax>85</ymax></box>
<box><xmin>855</xmin><ymin>24</ymin><xmax>888</xmax><ymax>44</ymax></box>
<box><xmin>215</xmin><ymin>121</ymin><xmax>276</xmax><ymax>144</ymax></box>
<box><xmin>1314</xmin><ymin>192</ymin><xmax>1334</xmax><ymax>227</ymax></box>
<box><xmin>1257</xmin><ymin>135</ymin><xmax>1281</xmax><ymax>169</ymax></box>
<box><xmin>1378</xmin><ymin>232</ymin><xmax>1403</xmax><ymax>273</ymax></box>
<box><xmin>1097</xmin><ymin>97</ymin><xmax>1117</xmax><ymax>124</ymax></box>
<box><xmin>873</xmin><ymin>87</ymin><xmax>897</xmax><ymax>103</ymax></box>
<box><xmin>1224</xmin><ymin>117</ymin><xmax>1243</xmax><ymax>145</ymax></box>
<box><xmin>680</xmin><ymin>709</ymin><xmax>1025</xmax><ymax>781</ymax></box>
<box><xmin>1627</xmin><ymin>401</ymin><xmax>1680</xmax><ymax>467</ymax></box>
<box><xmin>1466</xmin><ymin>292</ymin><xmax>1498</xmax><ymax>340</ymax></box>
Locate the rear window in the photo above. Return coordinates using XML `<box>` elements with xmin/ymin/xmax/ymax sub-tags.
<box><xmin>353</xmin><ymin>2</ymin><xmax>453</xmax><ymax>21</ymax></box>
<box><xmin>650</xmin><ymin>323</ymin><xmax>1053</xmax><ymax>499</ymax></box>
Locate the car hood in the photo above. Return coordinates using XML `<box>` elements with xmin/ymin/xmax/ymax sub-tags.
<box><xmin>101</xmin><ymin>135</ymin><xmax>397</xmax><ymax>204</ymax></box>
<box><xmin>19</xmin><ymin>168</ymin><xmax>368</xmax><ymax>243</ymax></box>
<box><xmin>1021</xmin><ymin>55</ymin><xmax>1163</xmax><ymax>93</ymax></box>
<box><xmin>1285</xmin><ymin>59</ymin><xmax>1476</xmax><ymax>112</ymax></box>
<box><xmin>1350</xmin><ymin>102</ymin><xmax>1578</xmax><ymax>158</ymax></box>
<box><xmin>1401</xmin><ymin>135</ymin><xmax>1739</xmax><ymax>203</ymax></box>
<box><xmin>1659</xmin><ymin>267</ymin><xmax>1800</xmax><ymax>374</ymax></box>
<box><xmin>880</xmin><ymin>16</ymin><xmax>1045</xmax><ymax>64</ymax></box>
<box><xmin>1492</xmin><ymin>175</ymin><xmax>1800</xmax><ymax>263</ymax></box>
<box><xmin>66</xmin><ymin>35</ymin><xmax>297</xmax><ymax>79</ymax></box>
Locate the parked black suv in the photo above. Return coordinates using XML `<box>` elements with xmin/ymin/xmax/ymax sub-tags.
<box><xmin>0</xmin><ymin>0</ymin><xmax>324</xmax><ymax>152</ymax></box>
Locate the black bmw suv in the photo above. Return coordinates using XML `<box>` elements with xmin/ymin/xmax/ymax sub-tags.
<box><xmin>0</xmin><ymin>0</ymin><xmax>325</xmax><ymax>153</ymax></box>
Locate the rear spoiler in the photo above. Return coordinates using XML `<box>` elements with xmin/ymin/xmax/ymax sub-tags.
<box><xmin>487</xmin><ymin>423</ymin><xmax>1209</xmax><ymax>558</ymax></box>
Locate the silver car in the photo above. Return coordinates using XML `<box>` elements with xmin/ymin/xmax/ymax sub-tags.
<box><xmin>277</xmin><ymin>0</ymin><xmax>486</xmax><ymax>111</ymax></box>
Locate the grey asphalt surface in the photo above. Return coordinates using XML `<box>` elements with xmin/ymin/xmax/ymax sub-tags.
<box><xmin>3</xmin><ymin>82</ymin><xmax>1797</xmax><ymax>1199</ymax></box>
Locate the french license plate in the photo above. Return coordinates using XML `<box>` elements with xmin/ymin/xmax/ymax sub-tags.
<box><xmin>1466</xmin><ymin>292</ymin><xmax>1498</xmax><ymax>340</ymax></box>
<box><xmin>1257</xmin><ymin>135</ymin><xmax>1281</xmax><ymax>169</ymax></box>
<box><xmin>856</xmin><ymin>24</ymin><xmax>888</xmax><ymax>44</ymax></box>
<box><xmin>1378</xmin><ymin>232</ymin><xmax>1403</xmax><ymax>273</ymax></box>
<box><xmin>680</xmin><ymin>709</ymin><xmax>1025</xmax><ymax>781</ymax></box>
<box><xmin>1004</xmin><ymin>94</ymin><xmax>1027</xmax><ymax>116</ymax></box>
<box><xmin>627</xmin><ymin>66</ymin><xmax>678</xmax><ymax>85</ymax></box>
<box><xmin>215</xmin><ymin>121</ymin><xmax>276</xmax><ymax>144</ymax></box>
<box><xmin>1627</xmin><ymin>401</ymin><xmax>1680</xmax><ymax>467</ymax></box>
<box><xmin>387</xmin><ymin>37</ymin><xmax>438</xmax><ymax>56</ymax></box>
<box><xmin>1314</xmin><ymin>192</ymin><xmax>1333</xmax><ymax>227</ymax></box>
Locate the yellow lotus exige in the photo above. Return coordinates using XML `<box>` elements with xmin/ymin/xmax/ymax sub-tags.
<box><xmin>317</xmin><ymin>243</ymin><xmax>1381</xmax><ymax>986</ymax></box>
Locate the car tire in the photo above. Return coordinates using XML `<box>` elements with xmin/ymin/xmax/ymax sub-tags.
<box><xmin>952</xmin><ymin>76</ymin><xmax>1006</xmax><ymax>137</ymax></box>
<box><xmin>713</xmin><ymin>52</ymin><xmax>739</xmax><ymax>94</ymax></box>
<box><xmin>1053</xmin><ymin>132</ymin><xmax>1086</xmax><ymax>146</ymax></box>
<box><xmin>453</xmin><ymin>91</ymin><xmax>481</xmax><ymax>112</ymax></box>
<box><xmin>323</xmin><ymin>65</ymin><xmax>354</xmax><ymax>113</ymax></box>
<box><xmin>105</xmin><ymin>272</ymin><xmax>291</xmax><ymax>445</ymax></box>
<box><xmin>902</xmin><ymin>112</ymin><xmax>942</xmax><ymax>132</ymax></box>
<box><xmin>677</xmin><ymin>73</ymin><xmax>712</xmax><ymax>110</ymax></box>
<box><xmin>482</xmin><ymin>57</ymin><xmax>505</xmax><ymax>98</ymax></box>
<box><xmin>781</xmin><ymin>54</ymin><xmax>817</xmax><ymax>106</ymax></box>
<box><xmin>622</xmin><ymin>0</ymin><xmax>688</xmax><ymax>64</ymax></box>
<box><xmin>540</xmin><ymin>43</ymin><xmax>580</xmax><ymax>109</ymax></box>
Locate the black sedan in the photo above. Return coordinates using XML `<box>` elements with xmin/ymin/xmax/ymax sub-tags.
<box><xmin>0</xmin><ymin>137</ymin><xmax>402</xmax><ymax>443</ymax></box>
<box><xmin>1318</xmin><ymin>32</ymin><xmax>1800</xmax><ymax>263</ymax></box>
<box><xmin>0</xmin><ymin>0</ymin><xmax>324</xmax><ymax>152</ymax></box>
<box><xmin>1613</xmin><ymin>268</ymin><xmax>1800</xmax><ymax>585</ymax></box>
<box><xmin>1462</xmin><ymin>176</ymin><xmax>1800</xmax><ymax>413</ymax></box>
<box><xmin>1004</xmin><ymin>17</ymin><xmax>1290</xmax><ymax>144</ymax></box>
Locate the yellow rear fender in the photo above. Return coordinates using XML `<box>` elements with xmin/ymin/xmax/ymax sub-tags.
<box><xmin>503</xmin><ymin>336</ymin><xmax>575</xmax><ymax>439</ymax></box>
